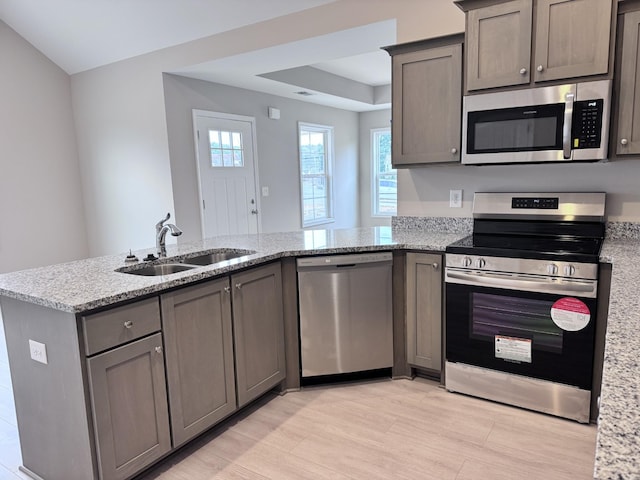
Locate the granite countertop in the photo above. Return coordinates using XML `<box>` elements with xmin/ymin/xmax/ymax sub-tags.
<box><xmin>594</xmin><ymin>238</ymin><xmax>640</xmax><ymax>479</ymax></box>
<box><xmin>0</xmin><ymin>226</ymin><xmax>465</xmax><ymax>314</ymax></box>
<box><xmin>1</xmin><ymin>220</ymin><xmax>636</xmax><ymax>478</ymax></box>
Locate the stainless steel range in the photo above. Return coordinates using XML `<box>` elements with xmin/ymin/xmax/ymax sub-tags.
<box><xmin>444</xmin><ymin>192</ymin><xmax>605</xmax><ymax>423</ymax></box>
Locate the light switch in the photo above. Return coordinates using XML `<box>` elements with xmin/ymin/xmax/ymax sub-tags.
<box><xmin>262</xmin><ymin>186</ymin><xmax>269</xmax><ymax>197</ymax></box>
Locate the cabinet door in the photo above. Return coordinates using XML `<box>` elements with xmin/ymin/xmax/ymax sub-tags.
<box><xmin>232</xmin><ymin>263</ymin><xmax>285</xmax><ymax>407</ymax></box>
<box><xmin>392</xmin><ymin>44</ymin><xmax>462</xmax><ymax>166</ymax></box>
<box><xmin>406</xmin><ymin>253</ymin><xmax>442</xmax><ymax>371</ymax></box>
<box><xmin>616</xmin><ymin>10</ymin><xmax>640</xmax><ymax>155</ymax></box>
<box><xmin>466</xmin><ymin>0</ymin><xmax>532</xmax><ymax>90</ymax></box>
<box><xmin>161</xmin><ymin>278</ymin><xmax>237</xmax><ymax>447</ymax></box>
<box><xmin>87</xmin><ymin>333</ymin><xmax>170</xmax><ymax>480</ymax></box>
<box><xmin>534</xmin><ymin>0</ymin><xmax>611</xmax><ymax>82</ymax></box>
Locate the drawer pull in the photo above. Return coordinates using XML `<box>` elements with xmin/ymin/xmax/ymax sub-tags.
<box><xmin>155</xmin><ymin>346</ymin><xmax>163</xmax><ymax>354</ymax></box>
<box><xmin>123</xmin><ymin>321</ymin><xmax>133</xmax><ymax>329</ymax></box>
<box><xmin>432</xmin><ymin>263</ymin><xmax>439</xmax><ymax>270</ymax></box>
<box><xmin>224</xmin><ymin>286</ymin><xmax>231</xmax><ymax>294</ymax></box>
<box><xmin>235</xmin><ymin>283</ymin><xmax>243</xmax><ymax>290</ymax></box>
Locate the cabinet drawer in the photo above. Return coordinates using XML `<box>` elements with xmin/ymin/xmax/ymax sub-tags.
<box><xmin>82</xmin><ymin>298</ymin><xmax>161</xmax><ymax>355</ymax></box>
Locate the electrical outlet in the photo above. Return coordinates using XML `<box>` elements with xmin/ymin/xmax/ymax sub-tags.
<box><xmin>450</xmin><ymin>190</ymin><xmax>463</xmax><ymax>208</ymax></box>
<box><xmin>29</xmin><ymin>339</ymin><xmax>48</xmax><ymax>364</ymax></box>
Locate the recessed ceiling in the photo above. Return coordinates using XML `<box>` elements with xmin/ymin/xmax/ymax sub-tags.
<box><xmin>0</xmin><ymin>0</ymin><xmax>339</xmax><ymax>74</ymax></box>
<box><xmin>0</xmin><ymin>0</ymin><xmax>394</xmax><ymax>112</ymax></box>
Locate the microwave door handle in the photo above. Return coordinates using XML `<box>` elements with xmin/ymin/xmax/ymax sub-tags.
<box><xmin>563</xmin><ymin>92</ymin><xmax>575</xmax><ymax>159</ymax></box>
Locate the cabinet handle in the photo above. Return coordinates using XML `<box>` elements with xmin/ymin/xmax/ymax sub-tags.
<box><xmin>123</xmin><ymin>320</ymin><xmax>133</xmax><ymax>329</ymax></box>
<box><xmin>519</xmin><ymin>67</ymin><xmax>527</xmax><ymax>75</ymax></box>
<box><xmin>432</xmin><ymin>263</ymin><xmax>439</xmax><ymax>270</ymax></box>
<box><xmin>451</xmin><ymin>147</ymin><xmax>457</xmax><ymax>154</ymax></box>
<box><xmin>621</xmin><ymin>138</ymin><xmax>629</xmax><ymax>146</ymax></box>
<box><xmin>224</xmin><ymin>286</ymin><xmax>231</xmax><ymax>293</ymax></box>
<box><xmin>155</xmin><ymin>346</ymin><xmax>163</xmax><ymax>354</ymax></box>
<box><xmin>235</xmin><ymin>283</ymin><xmax>243</xmax><ymax>289</ymax></box>
<box><xmin>536</xmin><ymin>65</ymin><xmax>544</xmax><ymax>72</ymax></box>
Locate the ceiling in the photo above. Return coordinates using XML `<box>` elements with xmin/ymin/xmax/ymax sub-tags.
<box><xmin>0</xmin><ymin>0</ymin><xmax>394</xmax><ymax>112</ymax></box>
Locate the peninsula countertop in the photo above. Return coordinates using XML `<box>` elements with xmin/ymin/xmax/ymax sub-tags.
<box><xmin>1</xmin><ymin>225</ymin><xmax>638</xmax><ymax>478</ymax></box>
<box><xmin>0</xmin><ymin>227</ymin><xmax>464</xmax><ymax>314</ymax></box>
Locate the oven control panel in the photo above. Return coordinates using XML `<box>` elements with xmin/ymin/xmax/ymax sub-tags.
<box><xmin>511</xmin><ymin>197</ymin><xmax>559</xmax><ymax>209</ymax></box>
<box><xmin>446</xmin><ymin>254</ymin><xmax>598</xmax><ymax>280</ymax></box>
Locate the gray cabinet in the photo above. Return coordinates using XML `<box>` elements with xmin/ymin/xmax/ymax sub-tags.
<box><xmin>161</xmin><ymin>278</ymin><xmax>237</xmax><ymax>447</ymax></box>
<box><xmin>466</xmin><ymin>0</ymin><xmax>533</xmax><ymax>90</ymax></box>
<box><xmin>384</xmin><ymin>35</ymin><xmax>463</xmax><ymax>166</ymax></box>
<box><xmin>405</xmin><ymin>252</ymin><xmax>442</xmax><ymax>372</ymax></box>
<box><xmin>87</xmin><ymin>333</ymin><xmax>171</xmax><ymax>480</ymax></box>
<box><xmin>462</xmin><ymin>0</ymin><xmax>612</xmax><ymax>91</ymax></box>
<box><xmin>232</xmin><ymin>262</ymin><xmax>286</xmax><ymax>407</ymax></box>
<box><xmin>615</xmin><ymin>8</ymin><xmax>640</xmax><ymax>155</ymax></box>
<box><xmin>534</xmin><ymin>0</ymin><xmax>612</xmax><ymax>83</ymax></box>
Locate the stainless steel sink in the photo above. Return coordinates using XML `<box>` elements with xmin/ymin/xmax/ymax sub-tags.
<box><xmin>123</xmin><ymin>263</ymin><xmax>198</xmax><ymax>276</ymax></box>
<box><xmin>181</xmin><ymin>249</ymin><xmax>255</xmax><ymax>266</ymax></box>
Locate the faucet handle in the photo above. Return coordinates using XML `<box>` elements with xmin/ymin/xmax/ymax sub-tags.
<box><xmin>156</xmin><ymin>212</ymin><xmax>171</xmax><ymax>230</ymax></box>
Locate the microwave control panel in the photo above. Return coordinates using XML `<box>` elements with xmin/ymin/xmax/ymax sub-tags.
<box><xmin>572</xmin><ymin>99</ymin><xmax>603</xmax><ymax>149</ymax></box>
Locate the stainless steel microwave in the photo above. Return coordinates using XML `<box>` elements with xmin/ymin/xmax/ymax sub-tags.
<box><xmin>462</xmin><ymin>80</ymin><xmax>611</xmax><ymax>165</ymax></box>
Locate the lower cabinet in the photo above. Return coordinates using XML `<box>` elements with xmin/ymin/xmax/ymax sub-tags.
<box><xmin>87</xmin><ymin>333</ymin><xmax>171</xmax><ymax>480</ymax></box>
<box><xmin>161</xmin><ymin>278</ymin><xmax>237</xmax><ymax>447</ymax></box>
<box><xmin>405</xmin><ymin>252</ymin><xmax>443</xmax><ymax>372</ymax></box>
<box><xmin>87</xmin><ymin>262</ymin><xmax>286</xmax><ymax>479</ymax></box>
<box><xmin>232</xmin><ymin>262</ymin><xmax>286</xmax><ymax>407</ymax></box>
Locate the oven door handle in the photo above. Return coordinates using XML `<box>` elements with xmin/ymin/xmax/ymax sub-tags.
<box><xmin>445</xmin><ymin>269</ymin><xmax>597</xmax><ymax>298</ymax></box>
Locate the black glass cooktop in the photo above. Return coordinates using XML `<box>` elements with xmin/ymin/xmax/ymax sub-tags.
<box><xmin>446</xmin><ymin>220</ymin><xmax>604</xmax><ymax>263</ymax></box>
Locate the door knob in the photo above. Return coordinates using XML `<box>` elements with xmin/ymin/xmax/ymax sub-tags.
<box><xmin>451</xmin><ymin>148</ymin><xmax>457</xmax><ymax>154</ymax></box>
<box><xmin>519</xmin><ymin>67</ymin><xmax>527</xmax><ymax>75</ymax></box>
<box><xmin>123</xmin><ymin>321</ymin><xmax>133</xmax><ymax>329</ymax></box>
<box><xmin>621</xmin><ymin>138</ymin><xmax>629</xmax><ymax>145</ymax></box>
<box><xmin>251</xmin><ymin>209</ymin><xmax>258</xmax><ymax>215</ymax></box>
<box><xmin>536</xmin><ymin>65</ymin><xmax>544</xmax><ymax>72</ymax></box>
<box><xmin>432</xmin><ymin>263</ymin><xmax>439</xmax><ymax>270</ymax></box>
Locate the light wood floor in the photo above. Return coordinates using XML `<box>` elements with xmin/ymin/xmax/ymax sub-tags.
<box><xmin>138</xmin><ymin>377</ymin><xmax>597</xmax><ymax>480</ymax></box>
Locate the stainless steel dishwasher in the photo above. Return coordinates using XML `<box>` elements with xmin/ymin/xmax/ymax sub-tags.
<box><xmin>297</xmin><ymin>252</ymin><xmax>393</xmax><ymax>378</ymax></box>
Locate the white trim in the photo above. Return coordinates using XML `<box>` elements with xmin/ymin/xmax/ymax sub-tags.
<box><xmin>370</xmin><ymin>127</ymin><xmax>395</xmax><ymax>217</ymax></box>
<box><xmin>297</xmin><ymin>121</ymin><xmax>335</xmax><ymax>228</ymax></box>
<box><xmin>192</xmin><ymin>109</ymin><xmax>262</xmax><ymax>237</ymax></box>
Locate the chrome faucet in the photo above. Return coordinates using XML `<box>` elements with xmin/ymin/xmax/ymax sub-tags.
<box><xmin>156</xmin><ymin>213</ymin><xmax>182</xmax><ymax>257</ymax></box>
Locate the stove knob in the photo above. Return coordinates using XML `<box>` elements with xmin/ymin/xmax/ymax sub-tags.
<box><xmin>462</xmin><ymin>257</ymin><xmax>472</xmax><ymax>267</ymax></box>
<box><xmin>547</xmin><ymin>264</ymin><xmax>558</xmax><ymax>275</ymax></box>
<box><xmin>564</xmin><ymin>265</ymin><xmax>576</xmax><ymax>276</ymax></box>
<box><xmin>476</xmin><ymin>258</ymin><xmax>486</xmax><ymax>268</ymax></box>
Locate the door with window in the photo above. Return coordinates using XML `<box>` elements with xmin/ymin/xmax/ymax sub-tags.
<box><xmin>193</xmin><ymin>110</ymin><xmax>259</xmax><ymax>237</ymax></box>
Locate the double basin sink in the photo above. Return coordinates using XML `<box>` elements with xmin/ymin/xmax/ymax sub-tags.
<box><xmin>118</xmin><ymin>249</ymin><xmax>256</xmax><ymax>276</ymax></box>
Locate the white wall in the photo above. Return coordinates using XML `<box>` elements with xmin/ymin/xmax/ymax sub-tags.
<box><xmin>70</xmin><ymin>0</ymin><xmax>464</xmax><ymax>256</ymax></box>
<box><xmin>0</xmin><ymin>21</ymin><xmax>88</xmax><ymax>273</ymax></box>
<box><xmin>359</xmin><ymin>109</ymin><xmax>392</xmax><ymax>227</ymax></box>
<box><xmin>162</xmin><ymin>74</ymin><xmax>360</xmax><ymax>242</ymax></box>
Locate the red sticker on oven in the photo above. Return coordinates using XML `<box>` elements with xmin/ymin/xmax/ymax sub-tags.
<box><xmin>551</xmin><ymin>297</ymin><xmax>591</xmax><ymax>331</ymax></box>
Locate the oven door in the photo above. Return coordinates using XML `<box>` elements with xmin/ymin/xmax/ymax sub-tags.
<box><xmin>445</xmin><ymin>269</ymin><xmax>597</xmax><ymax>390</ymax></box>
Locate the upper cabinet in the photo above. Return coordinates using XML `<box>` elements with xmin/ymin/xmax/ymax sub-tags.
<box><xmin>383</xmin><ymin>35</ymin><xmax>464</xmax><ymax>167</ymax></box>
<box><xmin>466</xmin><ymin>0</ymin><xmax>533</xmax><ymax>90</ymax></box>
<box><xmin>614</xmin><ymin>6</ymin><xmax>640</xmax><ymax>155</ymax></box>
<box><xmin>460</xmin><ymin>0</ymin><xmax>614</xmax><ymax>91</ymax></box>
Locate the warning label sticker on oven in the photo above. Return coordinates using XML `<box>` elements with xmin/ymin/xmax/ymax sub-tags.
<box><xmin>551</xmin><ymin>297</ymin><xmax>591</xmax><ymax>331</ymax></box>
<box><xmin>495</xmin><ymin>335</ymin><xmax>532</xmax><ymax>363</ymax></box>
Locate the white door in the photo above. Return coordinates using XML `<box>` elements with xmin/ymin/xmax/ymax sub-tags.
<box><xmin>193</xmin><ymin>111</ymin><xmax>260</xmax><ymax>237</ymax></box>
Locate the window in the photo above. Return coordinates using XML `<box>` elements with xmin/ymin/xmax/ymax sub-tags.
<box><xmin>299</xmin><ymin>123</ymin><xmax>334</xmax><ymax>227</ymax></box>
<box><xmin>372</xmin><ymin>128</ymin><xmax>396</xmax><ymax>216</ymax></box>
<box><xmin>209</xmin><ymin>129</ymin><xmax>244</xmax><ymax>167</ymax></box>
